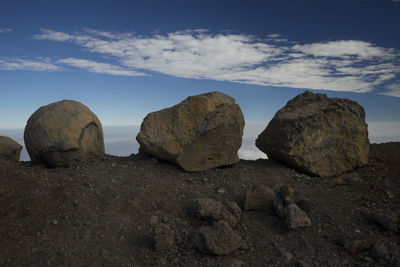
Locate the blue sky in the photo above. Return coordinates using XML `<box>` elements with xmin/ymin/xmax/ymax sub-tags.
<box><xmin>1</xmin><ymin>0</ymin><xmax>400</xmax><ymax>159</ymax></box>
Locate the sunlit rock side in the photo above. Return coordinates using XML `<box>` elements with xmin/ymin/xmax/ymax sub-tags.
<box><xmin>24</xmin><ymin>100</ymin><xmax>105</xmax><ymax>167</ymax></box>
<box><xmin>256</xmin><ymin>91</ymin><xmax>369</xmax><ymax>177</ymax></box>
<box><xmin>136</xmin><ymin>91</ymin><xmax>245</xmax><ymax>171</ymax></box>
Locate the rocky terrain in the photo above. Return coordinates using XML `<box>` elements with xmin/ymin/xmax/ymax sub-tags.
<box><xmin>1</xmin><ymin>142</ymin><xmax>400</xmax><ymax>266</ymax></box>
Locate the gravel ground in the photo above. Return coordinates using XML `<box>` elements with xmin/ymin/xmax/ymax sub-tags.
<box><xmin>1</xmin><ymin>142</ymin><xmax>399</xmax><ymax>266</ymax></box>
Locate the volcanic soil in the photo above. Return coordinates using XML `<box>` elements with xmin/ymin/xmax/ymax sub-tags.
<box><xmin>1</xmin><ymin>142</ymin><xmax>400</xmax><ymax>266</ymax></box>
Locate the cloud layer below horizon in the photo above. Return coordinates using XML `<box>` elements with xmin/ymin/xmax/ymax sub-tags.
<box><xmin>1</xmin><ymin>29</ymin><xmax>400</xmax><ymax>96</ymax></box>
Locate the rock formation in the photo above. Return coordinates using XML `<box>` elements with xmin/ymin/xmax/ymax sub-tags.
<box><xmin>256</xmin><ymin>91</ymin><xmax>369</xmax><ymax>177</ymax></box>
<box><xmin>136</xmin><ymin>91</ymin><xmax>245</xmax><ymax>171</ymax></box>
<box><xmin>24</xmin><ymin>100</ymin><xmax>105</xmax><ymax>167</ymax></box>
<box><xmin>0</xmin><ymin>136</ymin><xmax>22</xmax><ymax>161</ymax></box>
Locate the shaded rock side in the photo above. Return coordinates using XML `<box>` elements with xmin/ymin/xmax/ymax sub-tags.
<box><xmin>24</xmin><ymin>100</ymin><xmax>105</xmax><ymax>167</ymax></box>
<box><xmin>0</xmin><ymin>136</ymin><xmax>22</xmax><ymax>161</ymax></box>
<box><xmin>136</xmin><ymin>91</ymin><xmax>245</xmax><ymax>171</ymax></box>
<box><xmin>256</xmin><ymin>91</ymin><xmax>369</xmax><ymax>177</ymax></box>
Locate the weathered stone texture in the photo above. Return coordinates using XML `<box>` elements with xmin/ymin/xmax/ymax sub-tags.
<box><xmin>256</xmin><ymin>91</ymin><xmax>369</xmax><ymax>177</ymax></box>
<box><xmin>137</xmin><ymin>91</ymin><xmax>244</xmax><ymax>171</ymax></box>
<box><xmin>24</xmin><ymin>100</ymin><xmax>104</xmax><ymax>167</ymax></box>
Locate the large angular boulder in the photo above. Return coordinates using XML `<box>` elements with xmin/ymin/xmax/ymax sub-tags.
<box><xmin>24</xmin><ymin>100</ymin><xmax>105</xmax><ymax>167</ymax></box>
<box><xmin>256</xmin><ymin>91</ymin><xmax>369</xmax><ymax>177</ymax></box>
<box><xmin>0</xmin><ymin>136</ymin><xmax>22</xmax><ymax>161</ymax></box>
<box><xmin>136</xmin><ymin>91</ymin><xmax>245</xmax><ymax>171</ymax></box>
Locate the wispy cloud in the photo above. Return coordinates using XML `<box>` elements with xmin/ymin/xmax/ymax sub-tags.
<box><xmin>0</xmin><ymin>28</ymin><xmax>12</xmax><ymax>33</ymax></box>
<box><xmin>57</xmin><ymin>58</ymin><xmax>147</xmax><ymax>76</ymax></box>
<box><xmin>0</xmin><ymin>58</ymin><xmax>61</xmax><ymax>71</ymax></box>
<box><xmin>29</xmin><ymin>28</ymin><xmax>400</xmax><ymax>95</ymax></box>
<box><xmin>33</xmin><ymin>29</ymin><xmax>72</xmax><ymax>41</ymax></box>
<box><xmin>380</xmin><ymin>83</ymin><xmax>400</xmax><ymax>97</ymax></box>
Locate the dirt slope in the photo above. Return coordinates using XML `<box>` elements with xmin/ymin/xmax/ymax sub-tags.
<box><xmin>1</xmin><ymin>143</ymin><xmax>399</xmax><ymax>266</ymax></box>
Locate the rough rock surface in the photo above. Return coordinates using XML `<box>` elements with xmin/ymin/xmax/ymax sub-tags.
<box><xmin>194</xmin><ymin>220</ymin><xmax>243</xmax><ymax>256</ymax></box>
<box><xmin>285</xmin><ymin>204</ymin><xmax>312</xmax><ymax>229</ymax></box>
<box><xmin>0</xmin><ymin>136</ymin><xmax>22</xmax><ymax>161</ymax></box>
<box><xmin>256</xmin><ymin>91</ymin><xmax>369</xmax><ymax>177</ymax></box>
<box><xmin>24</xmin><ymin>100</ymin><xmax>105</xmax><ymax>167</ymax></box>
<box><xmin>244</xmin><ymin>184</ymin><xmax>275</xmax><ymax>211</ymax></box>
<box><xmin>195</xmin><ymin>198</ymin><xmax>241</xmax><ymax>227</ymax></box>
<box><xmin>136</xmin><ymin>91</ymin><xmax>245</xmax><ymax>171</ymax></box>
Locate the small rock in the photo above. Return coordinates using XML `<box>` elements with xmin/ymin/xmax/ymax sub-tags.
<box><xmin>217</xmin><ymin>188</ymin><xmax>226</xmax><ymax>194</ymax></box>
<box><xmin>340</xmin><ymin>238</ymin><xmax>374</xmax><ymax>255</ymax></box>
<box><xmin>154</xmin><ymin>223</ymin><xmax>174</xmax><ymax>251</ymax></box>
<box><xmin>194</xmin><ymin>220</ymin><xmax>242</xmax><ymax>256</ymax></box>
<box><xmin>371</xmin><ymin>240</ymin><xmax>388</xmax><ymax>258</ymax></box>
<box><xmin>273</xmin><ymin>193</ymin><xmax>286</xmax><ymax>219</ymax></box>
<box><xmin>285</xmin><ymin>204</ymin><xmax>312</xmax><ymax>229</ymax></box>
<box><xmin>51</xmin><ymin>219</ymin><xmax>58</xmax><ymax>225</ymax></box>
<box><xmin>149</xmin><ymin>215</ymin><xmax>158</xmax><ymax>226</ymax></box>
<box><xmin>244</xmin><ymin>184</ymin><xmax>275</xmax><ymax>211</ymax></box>
<box><xmin>195</xmin><ymin>198</ymin><xmax>241</xmax><ymax>227</ymax></box>
<box><xmin>111</xmin><ymin>163</ymin><xmax>116</xmax><ymax>167</ymax></box>
<box><xmin>280</xmin><ymin>185</ymin><xmax>296</xmax><ymax>205</ymax></box>
<box><xmin>370</xmin><ymin>209</ymin><xmax>399</xmax><ymax>231</ymax></box>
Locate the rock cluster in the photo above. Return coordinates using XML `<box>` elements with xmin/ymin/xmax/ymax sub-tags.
<box><xmin>24</xmin><ymin>100</ymin><xmax>105</xmax><ymax>167</ymax></box>
<box><xmin>136</xmin><ymin>91</ymin><xmax>245</xmax><ymax>172</ymax></box>
<box><xmin>0</xmin><ymin>136</ymin><xmax>22</xmax><ymax>161</ymax></box>
<box><xmin>194</xmin><ymin>198</ymin><xmax>244</xmax><ymax>256</ymax></box>
<box><xmin>256</xmin><ymin>91</ymin><xmax>369</xmax><ymax>177</ymax></box>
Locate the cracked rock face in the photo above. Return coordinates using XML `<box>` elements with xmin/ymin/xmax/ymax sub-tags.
<box><xmin>136</xmin><ymin>91</ymin><xmax>245</xmax><ymax>171</ymax></box>
<box><xmin>256</xmin><ymin>91</ymin><xmax>369</xmax><ymax>177</ymax></box>
<box><xmin>24</xmin><ymin>100</ymin><xmax>105</xmax><ymax>167</ymax></box>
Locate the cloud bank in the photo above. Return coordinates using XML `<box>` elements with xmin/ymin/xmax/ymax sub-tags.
<box><xmin>5</xmin><ymin>28</ymin><xmax>400</xmax><ymax>95</ymax></box>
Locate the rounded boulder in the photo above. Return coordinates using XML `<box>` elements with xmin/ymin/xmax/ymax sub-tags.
<box><xmin>24</xmin><ymin>100</ymin><xmax>105</xmax><ymax>167</ymax></box>
<box><xmin>0</xmin><ymin>136</ymin><xmax>22</xmax><ymax>161</ymax></box>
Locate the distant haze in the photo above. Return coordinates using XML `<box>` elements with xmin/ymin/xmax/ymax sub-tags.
<box><xmin>1</xmin><ymin>121</ymin><xmax>399</xmax><ymax>162</ymax></box>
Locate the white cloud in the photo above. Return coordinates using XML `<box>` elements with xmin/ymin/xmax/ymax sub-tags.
<box><xmin>0</xmin><ymin>58</ymin><xmax>61</xmax><ymax>71</ymax></box>
<box><xmin>57</xmin><ymin>58</ymin><xmax>147</xmax><ymax>76</ymax></box>
<box><xmin>31</xmin><ymin>29</ymin><xmax>400</xmax><ymax>95</ymax></box>
<box><xmin>33</xmin><ymin>29</ymin><xmax>72</xmax><ymax>41</ymax></box>
<box><xmin>380</xmin><ymin>83</ymin><xmax>400</xmax><ymax>97</ymax></box>
<box><xmin>293</xmin><ymin>40</ymin><xmax>395</xmax><ymax>59</ymax></box>
<box><xmin>0</xmin><ymin>28</ymin><xmax>12</xmax><ymax>33</ymax></box>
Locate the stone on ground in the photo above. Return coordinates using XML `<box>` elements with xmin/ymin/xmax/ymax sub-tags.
<box><xmin>24</xmin><ymin>100</ymin><xmax>104</xmax><ymax>167</ymax></box>
<box><xmin>256</xmin><ymin>91</ymin><xmax>369</xmax><ymax>177</ymax></box>
<box><xmin>285</xmin><ymin>204</ymin><xmax>312</xmax><ymax>229</ymax></box>
<box><xmin>0</xmin><ymin>136</ymin><xmax>22</xmax><ymax>161</ymax></box>
<box><xmin>195</xmin><ymin>198</ymin><xmax>241</xmax><ymax>227</ymax></box>
<box><xmin>194</xmin><ymin>220</ymin><xmax>243</xmax><ymax>256</ymax></box>
<box><xmin>244</xmin><ymin>184</ymin><xmax>275</xmax><ymax>211</ymax></box>
<box><xmin>136</xmin><ymin>91</ymin><xmax>245</xmax><ymax>171</ymax></box>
